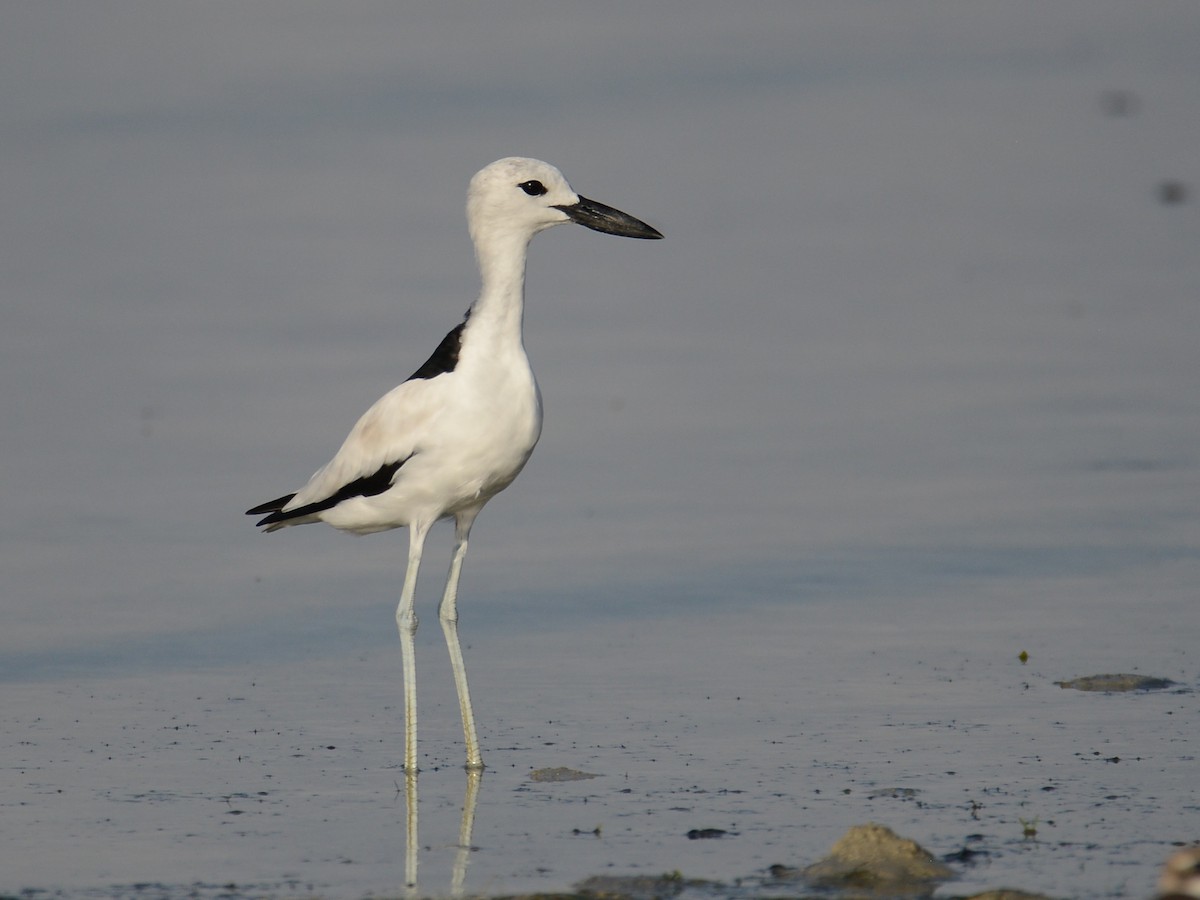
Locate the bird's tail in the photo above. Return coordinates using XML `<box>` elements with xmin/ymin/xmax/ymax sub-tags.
<box><xmin>246</xmin><ymin>494</ymin><xmax>298</xmax><ymax>532</ymax></box>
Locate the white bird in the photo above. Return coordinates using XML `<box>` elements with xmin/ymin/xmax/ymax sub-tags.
<box><xmin>247</xmin><ymin>157</ymin><xmax>662</xmax><ymax>774</ymax></box>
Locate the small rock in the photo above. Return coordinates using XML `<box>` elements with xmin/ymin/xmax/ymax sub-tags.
<box><xmin>1158</xmin><ymin>845</ymin><xmax>1200</xmax><ymax>899</ymax></box>
<box><xmin>1055</xmin><ymin>674</ymin><xmax>1175</xmax><ymax>692</ymax></box>
<box><xmin>803</xmin><ymin>822</ymin><xmax>954</xmax><ymax>888</ymax></box>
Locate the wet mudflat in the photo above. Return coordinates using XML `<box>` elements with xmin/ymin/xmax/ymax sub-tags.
<box><xmin>4</xmin><ymin>582</ymin><xmax>1195</xmax><ymax>899</ymax></box>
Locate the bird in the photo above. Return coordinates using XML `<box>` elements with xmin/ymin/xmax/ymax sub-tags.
<box><xmin>246</xmin><ymin>157</ymin><xmax>662</xmax><ymax>774</ymax></box>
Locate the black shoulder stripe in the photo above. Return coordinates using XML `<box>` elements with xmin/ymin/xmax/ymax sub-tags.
<box><xmin>251</xmin><ymin>456</ymin><xmax>410</xmax><ymax>527</ymax></box>
<box><xmin>406</xmin><ymin>313</ymin><xmax>469</xmax><ymax>381</ymax></box>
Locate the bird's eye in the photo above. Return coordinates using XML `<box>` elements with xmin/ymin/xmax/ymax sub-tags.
<box><xmin>517</xmin><ymin>180</ymin><xmax>547</xmax><ymax>197</ymax></box>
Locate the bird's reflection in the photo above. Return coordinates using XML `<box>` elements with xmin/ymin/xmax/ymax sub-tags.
<box><xmin>403</xmin><ymin>769</ymin><xmax>483</xmax><ymax>897</ymax></box>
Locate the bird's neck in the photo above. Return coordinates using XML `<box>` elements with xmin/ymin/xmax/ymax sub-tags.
<box><xmin>469</xmin><ymin>227</ymin><xmax>532</xmax><ymax>344</ymax></box>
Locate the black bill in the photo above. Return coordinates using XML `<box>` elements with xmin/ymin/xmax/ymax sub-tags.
<box><xmin>554</xmin><ymin>195</ymin><xmax>663</xmax><ymax>239</ymax></box>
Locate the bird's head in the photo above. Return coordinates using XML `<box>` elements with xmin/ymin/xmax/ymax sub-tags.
<box><xmin>468</xmin><ymin>157</ymin><xmax>662</xmax><ymax>245</ymax></box>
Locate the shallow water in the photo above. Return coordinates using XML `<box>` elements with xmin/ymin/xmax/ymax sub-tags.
<box><xmin>6</xmin><ymin>583</ymin><xmax>1197</xmax><ymax>898</ymax></box>
<box><xmin>3</xmin><ymin>4</ymin><xmax>1199</xmax><ymax>898</ymax></box>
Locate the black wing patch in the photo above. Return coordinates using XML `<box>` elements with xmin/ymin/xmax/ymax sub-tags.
<box><xmin>248</xmin><ymin>309</ymin><xmax>467</xmax><ymax>529</ymax></box>
<box><xmin>406</xmin><ymin>315</ymin><xmax>468</xmax><ymax>381</ymax></box>
<box><xmin>247</xmin><ymin>456</ymin><xmax>410</xmax><ymax>528</ymax></box>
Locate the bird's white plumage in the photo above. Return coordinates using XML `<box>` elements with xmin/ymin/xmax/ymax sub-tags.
<box><xmin>285</xmin><ymin>349</ymin><xmax>541</xmax><ymax>535</ymax></box>
<box><xmin>247</xmin><ymin>157</ymin><xmax>661</xmax><ymax>773</ymax></box>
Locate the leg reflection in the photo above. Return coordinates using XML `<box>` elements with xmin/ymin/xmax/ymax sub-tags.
<box><xmin>404</xmin><ymin>772</ymin><xmax>419</xmax><ymax>896</ymax></box>
<box><xmin>402</xmin><ymin>768</ymin><xmax>484</xmax><ymax>898</ymax></box>
<box><xmin>451</xmin><ymin>769</ymin><xmax>483</xmax><ymax>896</ymax></box>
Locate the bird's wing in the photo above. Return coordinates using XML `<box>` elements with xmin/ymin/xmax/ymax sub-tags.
<box><xmin>281</xmin><ymin>378</ymin><xmax>444</xmax><ymax>514</ymax></box>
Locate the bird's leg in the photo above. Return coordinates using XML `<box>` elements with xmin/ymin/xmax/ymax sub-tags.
<box><xmin>439</xmin><ymin>509</ymin><xmax>483</xmax><ymax>770</ymax></box>
<box><xmin>397</xmin><ymin>522</ymin><xmax>430</xmax><ymax>775</ymax></box>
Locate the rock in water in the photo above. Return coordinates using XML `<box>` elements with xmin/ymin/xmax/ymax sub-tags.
<box><xmin>1055</xmin><ymin>674</ymin><xmax>1174</xmax><ymax>692</ymax></box>
<box><xmin>804</xmin><ymin>822</ymin><xmax>954</xmax><ymax>889</ymax></box>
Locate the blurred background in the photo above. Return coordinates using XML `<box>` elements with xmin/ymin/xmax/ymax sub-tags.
<box><xmin>4</xmin><ymin>2</ymin><xmax>1197</xmax><ymax>672</ymax></box>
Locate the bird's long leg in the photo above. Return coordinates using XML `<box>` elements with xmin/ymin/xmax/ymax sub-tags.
<box><xmin>397</xmin><ymin>520</ymin><xmax>431</xmax><ymax>775</ymax></box>
<box><xmin>439</xmin><ymin>508</ymin><xmax>483</xmax><ymax>770</ymax></box>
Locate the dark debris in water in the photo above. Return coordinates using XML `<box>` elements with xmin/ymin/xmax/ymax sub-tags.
<box><xmin>1158</xmin><ymin>180</ymin><xmax>1189</xmax><ymax>205</ymax></box>
<box><xmin>867</xmin><ymin>787</ymin><xmax>921</xmax><ymax>800</ymax></box>
<box><xmin>766</xmin><ymin>863</ymin><xmax>802</xmax><ymax>881</ymax></box>
<box><xmin>529</xmin><ymin>766</ymin><xmax>601</xmax><ymax>782</ymax></box>
<box><xmin>685</xmin><ymin>828</ymin><xmax>731</xmax><ymax>840</ymax></box>
<box><xmin>944</xmin><ymin>844</ymin><xmax>992</xmax><ymax>866</ymax></box>
<box><xmin>574</xmin><ymin>871</ymin><xmax>707</xmax><ymax>900</ymax></box>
